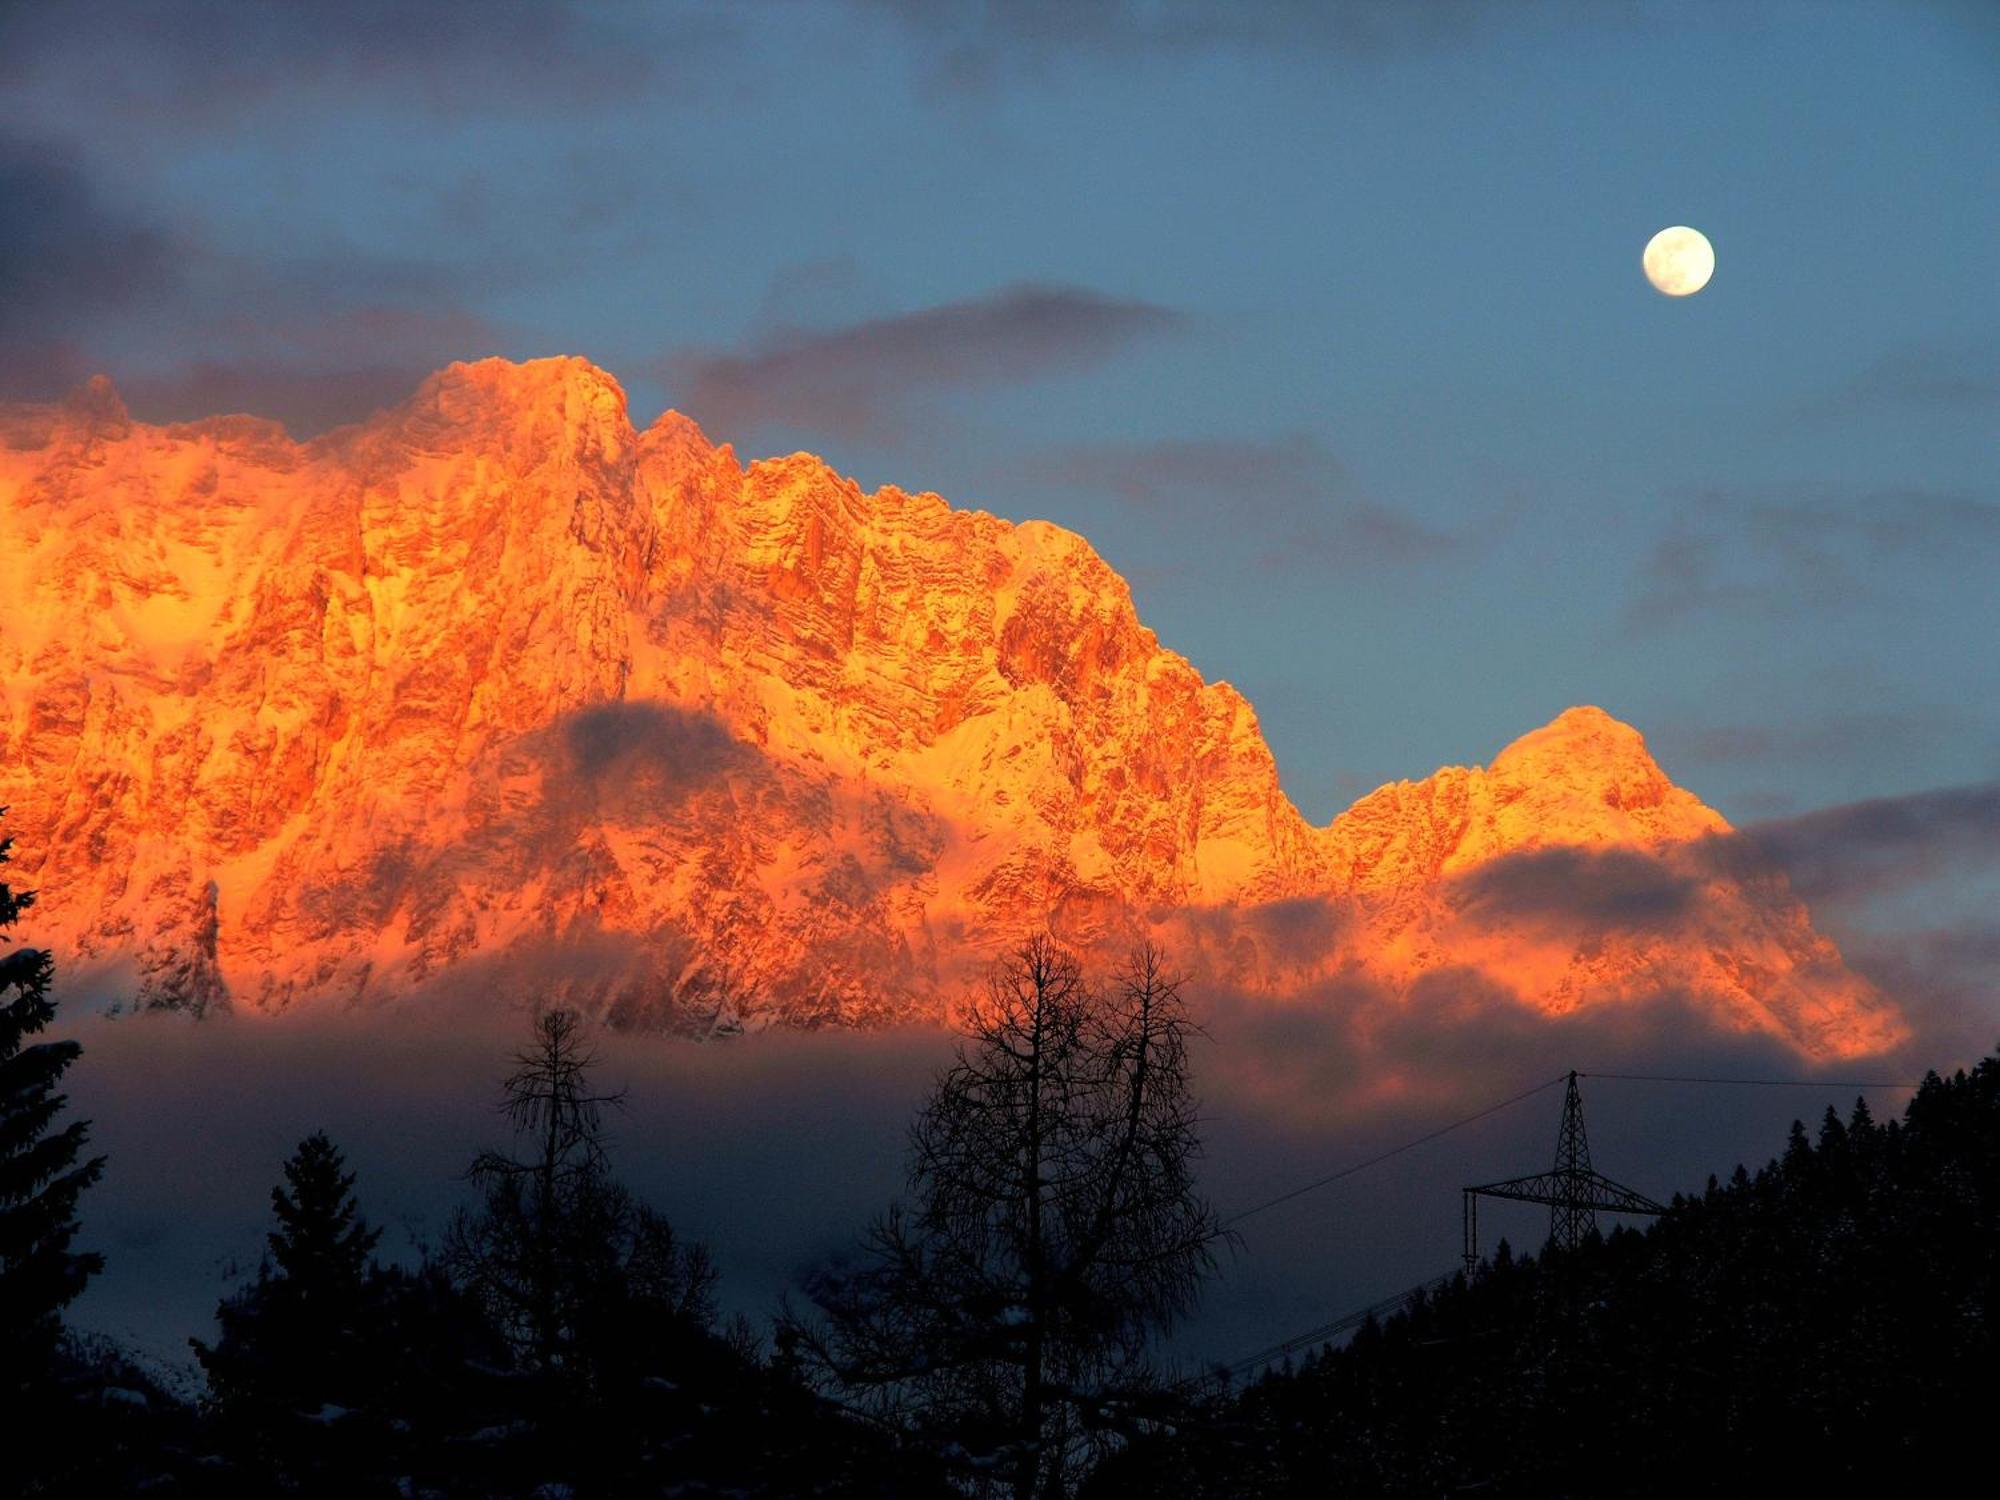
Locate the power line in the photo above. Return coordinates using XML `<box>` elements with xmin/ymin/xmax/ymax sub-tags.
<box><xmin>1219</xmin><ymin>1074</ymin><xmax>1568</xmax><ymax>1229</ymax></box>
<box><xmin>1219</xmin><ymin>1069</ymin><xmax>1926</xmax><ymax>1232</ymax></box>
<box><xmin>1582</xmin><ymin>1071</ymin><xmax>1926</xmax><ymax>1089</ymax></box>
<box><xmin>1216</xmin><ymin>1273</ymin><xmax>1455</xmax><ymax>1381</ymax></box>
<box><xmin>1176</xmin><ymin>1272</ymin><xmax>1456</xmax><ymax>1391</ymax></box>
<box><xmin>1192</xmin><ymin>1066</ymin><xmax>1932</xmax><ymax>1391</ymax></box>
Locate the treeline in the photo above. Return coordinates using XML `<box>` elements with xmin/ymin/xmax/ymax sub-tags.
<box><xmin>4</xmin><ymin>865</ymin><xmax>942</xmax><ymax>1491</ymax></box>
<box><xmin>5</xmin><ymin>809</ymin><xmax>1224</xmax><ymax>1498</ymax></box>
<box><xmin>1096</xmin><ymin>1059</ymin><xmax>2000</xmax><ymax>1496</ymax></box>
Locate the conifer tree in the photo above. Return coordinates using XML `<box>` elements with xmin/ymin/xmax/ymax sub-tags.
<box><xmin>266</xmin><ymin>1131</ymin><xmax>381</xmax><ymax>1302</ymax></box>
<box><xmin>0</xmin><ymin>814</ymin><xmax>105</xmax><ymax>1387</ymax></box>
<box><xmin>194</xmin><ymin>1131</ymin><xmax>383</xmax><ymax>1411</ymax></box>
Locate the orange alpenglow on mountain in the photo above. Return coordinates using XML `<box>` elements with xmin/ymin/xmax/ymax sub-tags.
<box><xmin>0</xmin><ymin>358</ymin><xmax>1903</xmax><ymax>1058</ymax></box>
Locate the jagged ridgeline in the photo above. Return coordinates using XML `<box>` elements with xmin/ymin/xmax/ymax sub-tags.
<box><xmin>1094</xmin><ymin>1057</ymin><xmax>2000</xmax><ymax>1495</ymax></box>
<box><xmin>1</xmin><ymin>362</ymin><xmax>1898</xmax><ymax>1055</ymax></box>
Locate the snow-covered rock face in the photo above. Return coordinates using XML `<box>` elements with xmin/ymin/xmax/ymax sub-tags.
<box><xmin>0</xmin><ymin>359</ymin><xmax>1903</xmax><ymax>1057</ymax></box>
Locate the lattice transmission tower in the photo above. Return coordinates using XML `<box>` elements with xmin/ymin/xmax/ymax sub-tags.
<box><xmin>1462</xmin><ymin>1071</ymin><xmax>1664</xmax><ymax>1277</ymax></box>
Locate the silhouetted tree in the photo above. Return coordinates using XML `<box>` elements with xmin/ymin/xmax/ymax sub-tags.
<box><xmin>268</xmin><ymin>1131</ymin><xmax>381</xmax><ymax>1286</ymax></box>
<box><xmin>193</xmin><ymin>1131</ymin><xmax>383</xmax><ymax>1412</ymax></box>
<box><xmin>446</xmin><ymin>1007</ymin><xmax>717</xmax><ymax>1387</ymax></box>
<box><xmin>0</xmin><ymin>814</ymin><xmax>105</xmax><ymax>1391</ymax></box>
<box><xmin>791</xmin><ymin>937</ymin><xmax>1224</xmax><ymax>1498</ymax></box>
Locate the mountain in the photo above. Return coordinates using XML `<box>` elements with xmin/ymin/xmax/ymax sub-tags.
<box><xmin>0</xmin><ymin>359</ymin><xmax>1902</xmax><ymax>1057</ymax></box>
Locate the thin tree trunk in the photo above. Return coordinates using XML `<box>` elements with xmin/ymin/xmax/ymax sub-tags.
<box><xmin>1018</xmin><ymin>949</ymin><xmax>1048</xmax><ymax>1500</ymax></box>
<box><xmin>537</xmin><ymin>1048</ymin><xmax>561</xmax><ymax>1370</ymax></box>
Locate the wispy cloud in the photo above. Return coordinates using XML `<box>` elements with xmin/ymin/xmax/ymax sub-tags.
<box><xmin>665</xmin><ymin>284</ymin><xmax>1186</xmax><ymax>443</ymax></box>
<box><xmin>1452</xmin><ymin>778</ymin><xmax>2000</xmax><ymax>923</ymax></box>
<box><xmin>1724</xmin><ymin>779</ymin><xmax>2000</xmax><ymax>909</ymax></box>
<box><xmin>1844</xmin><ymin>919</ymin><xmax>2000</xmax><ymax>1068</ymax></box>
<box><xmin>0</xmin><ymin>139</ymin><xmax>176</xmax><ymax>398</ymax></box>
<box><xmin>1450</xmin><ymin>845</ymin><xmax>1700</xmax><ymax>930</ymax></box>
<box><xmin>115</xmin><ymin>304</ymin><xmax>507</xmax><ymax>437</ymax></box>
<box><xmin>1627</xmin><ymin>485</ymin><xmax>2000</xmax><ymax>628</ymax></box>
<box><xmin>1024</xmin><ymin>433</ymin><xmax>1464</xmax><ymax>575</ymax></box>
<box><xmin>859</xmin><ymin>0</ymin><xmax>1643</xmax><ymax>91</ymax></box>
<box><xmin>0</xmin><ymin>1</ymin><xmax>711</xmax><ymax>131</ymax></box>
<box><xmin>117</xmin><ymin>362</ymin><xmax>429</xmax><ymax>438</ymax></box>
<box><xmin>1653</xmin><ymin>707</ymin><xmax>1975</xmax><ymax>774</ymax></box>
<box><xmin>1028</xmin><ymin>433</ymin><xmax>1347</xmax><ymax>510</ymax></box>
<box><xmin>0</xmin><ymin>113</ymin><xmax>521</xmax><ymax>429</ymax></box>
<box><xmin>1801</xmin><ymin>339</ymin><xmax>2000</xmax><ymax>422</ymax></box>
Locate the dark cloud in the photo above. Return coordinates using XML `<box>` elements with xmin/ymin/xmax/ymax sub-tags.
<box><xmin>860</xmin><ymin>0</ymin><xmax>1642</xmax><ymax>90</ymax></box>
<box><xmin>1627</xmin><ymin>485</ymin><xmax>2000</xmax><ymax>627</ymax></box>
<box><xmin>1025</xmin><ymin>434</ymin><xmax>1463</xmax><ymax>575</ymax></box>
<box><xmin>0</xmin><ymin>8</ymin><xmax>708</xmax><ymax>429</ymax></box>
<box><xmin>0</xmin><ymin>140</ymin><xmax>176</xmax><ymax>398</ymax></box>
<box><xmin>0</xmin><ymin>1</ymin><xmax>716</xmax><ymax>130</ymax></box>
<box><xmin>56</xmin><ymin>1008</ymin><xmax>945</xmax><ymax>1384</ymax></box>
<box><xmin>1723</xmin><ymin>780</ymin><xmax>2000</xmax><ymax>909</ymax></box>
<box><xmin>49</xmin><ymin>777</ymin><xmax>1991</xmax><ymax>1370</ymax></box>
<box><xmin>1843</xmin><ymin>921</ymin><xmax>2000</xmax><ymax>1067</ymax></box>
<box><xmin>1235</xmin><ymin>895</ymin><xmax>1352</xmax><ymax>957</ymax></box>
<box><xmin>1438</xmin><ymin>778</ymin><xmax>2000</xmax><ymax>944</ymax></box>
<box><xmin>1256</xmin><ymin>502</ymin><xmax>1460</xmax><ymax>572</ymax></box>
<box><xmin>0</xmin><ymin>120</ymin><xmax>516</xmax><ymax>428</ymax></box>
<box><xmin>117</xmin><ymin>361</ymin><xmax>426</xmax><ymax>439</ymax></box>
<box><xmin>665</xmin><ymin>284</ymin><xmax>1186</xmax><ymax>443</ymax></box>
<box><xmin>1182</xmin><ymin>971</ymin><xmax>1915</xmax><ymax>1370</ymax></box>
<box><xmin>564</xmin><ymin>701</ymin><xmax>749</xmax><ymax>786</ymax></box>
<box><xmin>133</xmin><ymin>255</ymin><xmax>515</xmax><ymax>429</ymax></box>
<box><xmin>111</xmin><ymin>298</ymin><xmax>511</xmax><ymax>436</ymax></box>
<box><xmin>1450</xmin><ymin>845</ymin><xmax>1700</xmax><ymax>929</ymax></box>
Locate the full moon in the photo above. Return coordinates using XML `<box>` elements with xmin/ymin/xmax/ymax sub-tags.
<box><xmin>1642</xmin><ymin>225</ymin><xmax>1715</xmax><ymax>296</ymax></box>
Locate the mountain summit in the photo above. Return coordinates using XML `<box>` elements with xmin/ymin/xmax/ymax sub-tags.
<box><xmin>0</xmin><ymin>360</ymin><xmax>1901</xmax><ymax>1056</ymax></box>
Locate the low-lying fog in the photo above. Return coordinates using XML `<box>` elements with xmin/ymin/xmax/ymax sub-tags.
<box><xmin>60</xmin><ymin>966</ymin><xmax>1980</xmax><ymax>1393</ymax></box>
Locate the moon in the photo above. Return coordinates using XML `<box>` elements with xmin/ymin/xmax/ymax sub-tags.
<box><xmin>1642</xmin><ymin>225</ymin><xmax>1715</xmax><ymax>297</ymax></box>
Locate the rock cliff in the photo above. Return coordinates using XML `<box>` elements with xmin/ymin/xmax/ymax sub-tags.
<box><xmin>0</xmin><ymin>360</ymin><xmax>1902</xmax><ymax>1056</ymax></box>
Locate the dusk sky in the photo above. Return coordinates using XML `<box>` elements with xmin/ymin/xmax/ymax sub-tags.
<box><xmin>8</xmin><ymin>0</ymin><xmax>1995</xmax><ymax>829</ymax></box>
<box><xmin>10</xmin><ymin>2</ymin><xmax>2000</xmax><ymax>1417</ymax></box>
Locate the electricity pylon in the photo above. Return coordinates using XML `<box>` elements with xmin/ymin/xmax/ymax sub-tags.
<box><xmin>1462</xmin><ymin>1071</ymin><xmax>1664</xmax><ymax>1277</ymax></box>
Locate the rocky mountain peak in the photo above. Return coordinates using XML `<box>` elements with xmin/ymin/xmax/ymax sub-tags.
<box><xmin>0</xmin><ymin>364</ymin><xmax>1905</xmax><ymax>1059</ymax></box>
<box><xmin>1484</xmin><ymin>705</ymin><xmax>1727</xmax><ymax>847</ymax></box>
<box><xmin>385</xmin><ymin>355</ymin><xmax>638</xmax><ymax>468</ymax></box>
<box><xmin>643</xmin><ymin>408</ymin><xmax>724</xmax><ymax>464</ymax></box>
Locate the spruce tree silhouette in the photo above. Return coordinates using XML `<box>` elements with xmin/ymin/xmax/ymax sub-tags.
<box><xmin>194</xmin><ymin>1132</ymin><xmax>383</xmax><ymax>1413</ymax></box>
<box><xmin>0</xmin><ymin>812</ymin><xmax>105</xmax><ymax>1393</ymax></box>
<box><xmin>268</xmin><ymin>1132</ymin><xmax>382</xmax><ymax>1289</ymax></box>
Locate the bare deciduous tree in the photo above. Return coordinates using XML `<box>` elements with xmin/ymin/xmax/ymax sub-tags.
<box><xmin>789</xmin><ymin>936</ymin><xmax>1225</xmax><ymax>1498</ymax></box>
<box><xmin>446</xmin><ymin>1008</ymin><xmax>715</xmax><ymax>1384</ymax></box>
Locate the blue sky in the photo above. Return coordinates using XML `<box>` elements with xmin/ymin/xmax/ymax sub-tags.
<box><xmin>4</xmin><ymin>0</ymin><xmax>1995</xmax><ymax>831</ymax></box>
